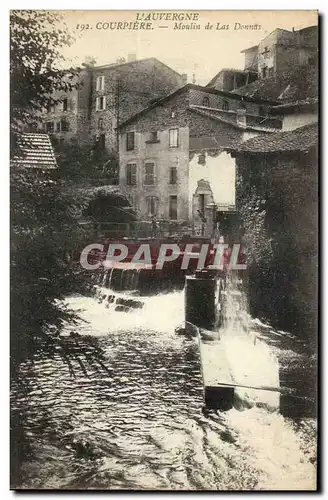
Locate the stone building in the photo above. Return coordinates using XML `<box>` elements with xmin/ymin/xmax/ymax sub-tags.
<box><xmin>241</xmin><ymin>25</ymin><xmax>318</xmax><ymax>79</ymax></box>
<box><xmin>226</xmin><ymin>122</ymin><xmax>318</xmax><ymax>336</ymax></box>
<box><xmin>270</xmin><ymin>97</ymin><xmax>318</xmax><ymax>131</ymax></box>
<box><xmin>117</xmin><ymin>83</ymin><xmax>281</xmax><ymax>229</ymax></box>
<box><xmin>42</xmin><ymin>57</ymin><xmax>186</xmax><ymax>152</ymax></box>
<box><xmin>206</xmin><ymin>68</ymin><xmax>258</xmax><ymax>92</ymax></box>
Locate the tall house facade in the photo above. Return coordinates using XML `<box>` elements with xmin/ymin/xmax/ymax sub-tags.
<box><xmin>42</xmin><ymin>58</ymin><xmax>186</xmax><ymax>152</ymax></box>
<box><xmin>118</xmin><ymin>84</ymin><xmax>281</xmax><ymax>226</ymax></box>
<box><xmin>241</xmin><ymin>25</ymin><xmax>318</xmax><ymax>79</ymax></box>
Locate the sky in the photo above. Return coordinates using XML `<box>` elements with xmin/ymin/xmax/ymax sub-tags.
<box><xmin>57</xmin><ymin>10</ymin><xmax>317</xmax><ymax>86</ymax></box>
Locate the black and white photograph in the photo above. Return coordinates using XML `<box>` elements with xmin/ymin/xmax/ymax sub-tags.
<box><xmin>10</xmin><ymin>9</ymin><xmax>318</xmax><ymax>491</ymax></box>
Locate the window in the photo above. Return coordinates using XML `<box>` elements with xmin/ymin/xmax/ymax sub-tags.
<box><xmin>236</xmin><ymin>109</ymin><xmax>246</xmax><ymax>127</ymax></box>
<box><xmin>96</xmin><ymin>96</ymin><xmax>106</xmax><ymax>111</ymax></box>
<box><xmin>46</xmin><ymin>121</ymin><xmax>54</xmax><ymax>133</ymax></box>
<box><xmin>199</xmin><ymin>194</ymin><xmax>205</xmax><ymax>215</ymax></box>
<box><xmin>261</xmin><ymin>66</ymin><xmax>267</xmax><ymax>78</ymax></box>
<box><xmin>126</xmin><ymin>131</ymin><xmax>135</xmax><ymax>151</ymax></box>
<box><xmin>149</xmin><ymin>131</ymin><xmax>158</xmax><ymax>142</ymax></box>
<box><xmin>169</xmin><ymin>128</ymin><xmax>179</xmax><ymax>148</ymax></box>
<box><xmin>169</xmin><ymin>195</ymin><xmax>178</xmax><ymax>220</ymax></box>
<box><xmin>98</xmin><ymin>133</ymin><xmax>106</xmax><ymax>149</ymax></box>
<box><xmin>96</xmin><ymin>75</ymin><xmax>105</xmax><ymax>91</ymax></box>
<box><xmin>98</xmin><ymin>117</ymin><xmax>104</xmax><ymax>129</ymax></box>
<box><xmin>61</xmin><ymin>119</ymin><xmax>69</xmax><ymax>132</ymax></box>
<box><xmin>47</xmin><ymin>104</ymin><xmax>55</xmax><ymax>114</ymax></box>
<box><xmin>202</xmin><ymin>96</ymin><xmax>210</xmax><ymax>107</ymax></box>
<box><xmin>144</xmin><ymin>162</ymin><xmax>155</xmax><ymax>185</ymax></box>
<box><xmin>56</xmin><ymin>121</ymin><xmax>61</xmax><ymax>132</ymax></box>
<box><xmin>147</xmin><ymin>196</ymin><xmax>157</xmax><ymax>216</ymax></box>
<box><xmin>222</xmin><ymin>100</ymin><xmax>229</xmax><ymax>111</ymax></box>
<box><xmin>126</xmin><ymin>163</ymin><xmax>137</xmax><ymax>185</ymax></box>
<box><xmin>169</xmin><ymin>167</ymin><xmax>177</xmax><ymax>184</ymax></box>
<box><xmin>62</xmin><ymin>98</ymin><xmax>68</xmax><ymax>111</ymax></box>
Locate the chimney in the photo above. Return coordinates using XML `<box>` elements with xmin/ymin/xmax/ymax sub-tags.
<box><xmin>127</xmin><ymin>53</ymin><xmax>137</xmax><ymax>62</ymax></box>
<box><xmin>181</xmin><ymin>73</ymin><xmax>188</xmax><ymax>84</ymax></box>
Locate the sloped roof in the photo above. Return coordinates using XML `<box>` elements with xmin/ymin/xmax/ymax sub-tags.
<box><xmin>190</xmin><ymin>136</ymin><xmax>235</xmax><ymax>151</ymax></box>
<box><xmin>232</xmin><ymin>77</ymin><xmax>287</xmax><ymax>101</ymax></box>
<box><xmin>118</xmin><ymin>83</ymin><xmax>277</xmax><ymax>129</ymax></box>
<box><xmin>271</xmin><ymin>98</ymin><xmax>318</xmax><ymax>114</ymax></box>
<box><xmin>206</xmin><ymin>68</ymin><xmax>257</xmax><ymax>88</ymax></box>
<box><xmin>11</xmin><ymin>134</ymin><xmax>58</xmax><ymax>169</ymax></box>
<box><xmin>189</xmin><ymin>106</ymin><xmax>279</xmax><ymax>133</ymax></box>
<box><xmin>92</xmin><ymin>57</ymin><xmax>183</xmax><ymax>78</ymax></box>
<box><xmin>226</xmin><ymin>123</ymin><xmax>317</xmax><ymax>154</ymax></box>
<box><xmin>232</xmin><ymin>64</ymin><xmax>318</xmax><ymax>102</ymax></box>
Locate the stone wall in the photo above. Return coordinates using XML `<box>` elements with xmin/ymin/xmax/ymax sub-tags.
<box><xmin>119</xmin><ymin>88</ymin><xmax>249</xmax><ymax>222</ymax></box>
<box><xmin>236</xmin><ymin>148</ymin><xmax>318</xmax><ymax>339</ymax></box>
<box><xmin>90</xmin><ymin>59</ymin><xmax>185</xmax><ymax>152</ymax></box>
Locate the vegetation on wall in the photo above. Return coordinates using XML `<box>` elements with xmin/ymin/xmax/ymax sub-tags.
<box><xmin>236</xmin><ymin>153</ymin><xmax>317</xmax><ymax>348</ymax></box>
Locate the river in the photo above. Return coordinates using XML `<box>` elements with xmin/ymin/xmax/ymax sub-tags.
<box><xmin>11</xmin><ymin>282</ymin><xmax>317</xmax><ymax>491</ymax></box>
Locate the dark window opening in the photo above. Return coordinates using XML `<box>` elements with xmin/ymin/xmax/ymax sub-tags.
<box><xmin>46</xmin><ymin>121</ymin><xmax>54</xmax><ymax>133</ymax></box>
<box><xmin>199</xmin><ymin>194</ymin><xmax>205</xmax><ymax>215</ymax></box>
<box><xmin>169</xmin><ymin>167</ymin><xmax>177</xmax><ymax>184</ymax></box>
<box><xmin>198</xmin><ymin>153</ymin><xmax>206</xmax><ymax>165</ymax></box>
<box><xmin>56</xmin><ymin>121</ymin><xmax>61</xmax><ymax>132</ymax></box>
<box><xmin>261</xmin><ymin>66</ymin><xmax>267</xmax><ymax>78</ymax></box>
<box><xmin>150</xmin><ymin>131</ymin><xmax>158</xmax><ymax>142</ymax></box>
<box><xmin>169</xmin><ymin>195</ymin><xmax>178</xmax><ymax>220</ymax></box>
<box><xmin>126</xmin><ymin>132</ymin><xmax>135</xmax><ymax>151</ymax></box>
<box><xmin>98</xmin><ymin>117</ymin><xmax>104</xmax><ymax>129</ymax></box>
<box><xmin>202</xmin><ymin>96</ymin><xmax>210</xmax><ymax>107</ymax></box>
<box><xmin>126</xmin><ymin>163</ymin><xmax>137</xmax><ymax>185</ymax></box>
<box><xmin>99</xmin><ymin>133</ymin><xmax>106</xmax><ymax>149</ymax></box>
<box><xmin>63</xmin><ymin>98</ymin><xmax>68</xmax><ymax>111</ymax></box>
<box><xmin>61</xmin><ymin>119</ymin><xmax>69</xmax><ymax>132</ymax></box>
<box><xmin>222</xmin><ymin>100</ymin><xmax>229</xmax><ymax>111</ymax></box>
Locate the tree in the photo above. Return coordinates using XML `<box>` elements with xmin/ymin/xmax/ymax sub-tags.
<box><xmin>10</xmin><ymin>10</ymin><xmax>77</xmax><ymax>138</ymax></box>
<box><xmin>10</xmin><ymin>12</ymin><xmax>112</xmax><ymax>370</ymax></box>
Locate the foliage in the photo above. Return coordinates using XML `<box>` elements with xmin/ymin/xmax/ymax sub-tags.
<box><xmin>236</xmin><ymin>153</ymin><xmax>317</xmax><ymax>345</ymax></box>
<box><xmin>11</xmin><ymin>168</ymin><xmax>91</xmax><ymax>368</ymax></box>
<box><xmin>10</xmin><ymin>11</ymin><xmax>106</xmax><ymax>372</ymax></box>
<box><xmin>52</xmin><ymin>138</ymin><xmax>119</xmax><ymax>184</ymax></box>
<box><xmin>10</xmin><ymin>10</ymin><xmax>78</xmax><ymax>138</ymax></box>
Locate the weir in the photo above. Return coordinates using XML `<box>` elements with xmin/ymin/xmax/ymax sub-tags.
<box><xmin>185</xmin><ymin>269</ymin><xmax>282</xmax><ymax>412</ymax></box>
<box><xmin>90</xmin><ymin>264</ymin><xmax>306</xmax><ymax>417</ymax></box>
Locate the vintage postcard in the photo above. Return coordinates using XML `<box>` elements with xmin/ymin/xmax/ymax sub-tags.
<box><xmin>10</xmin><ymin>10</ymin><xmax>318</xmax><ymax>491</ymax></box>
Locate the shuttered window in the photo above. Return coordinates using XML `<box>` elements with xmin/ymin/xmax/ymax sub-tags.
<box><xmin>96</xmin><ymin>96</ymin><xmax>106</xmax><ymax>111</ymax></box>
<box><xmin>169</xmin><ymin>195</ymin><xmax>178</xmax><ymax>220</ymax></box>
<box><xmin>144</xmin><ymin>163</ymin><xmax>155</xmax><ymax>185</ymax></box>
<box><xmin>169</xmin><ymin>128</ymin><xmax>179</xmax><ymax>148</ymax></box>
<box><xmin>126</xmin><ymin>132</ymin><xmax>135</xmax><ymax>151</ymax></box>
<box><xmin>169</xmin><ymin>167</ymin><xmax>177</xmax><ymax>184</ymax></box>
<box><xmin>96</xmin><ymin>75</ymin><xmax>105</xmax><ymax>91</ymax></box>
<box><xmin>126</xmin><ymin>164</ymin><xmax>137</xmax><ymax>185</ymax></box>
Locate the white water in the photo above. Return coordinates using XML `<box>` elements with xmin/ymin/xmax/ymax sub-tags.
<box><xmin>60</xmin><ymin>283</ymin><xmax>316</xmax><ymax>491</ymax></box>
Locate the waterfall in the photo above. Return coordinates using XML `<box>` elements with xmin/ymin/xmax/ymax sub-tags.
<box><xmin>219</xmin><ymin>274</ymin><xmax>280</xmax><ymax>411</ymax></box>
